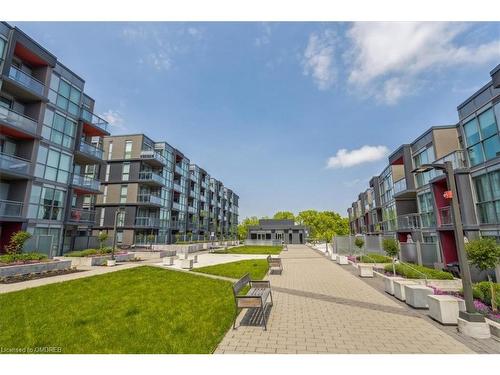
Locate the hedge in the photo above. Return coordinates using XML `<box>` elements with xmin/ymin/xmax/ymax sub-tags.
<box><xmin>0</xmin><ymin>252</ymin><xmax>48</xmax><ymax>264</ymax></box>
<box><xmin>384</xmin><ymin>263</ymin><xmax>454</xmax><ymax>280</ymax></box>
<box><xmin>64</xmin><ymin>247</ymin><xmax>112</xmax><ymax>257</ymax></box>
<box><xmin>358</xmin><ymin>253</ymin><xmax>392</xmax><ymax>263</ymax></box>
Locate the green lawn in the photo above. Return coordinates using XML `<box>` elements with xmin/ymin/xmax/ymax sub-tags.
<box><xmin>0</xmin><ymin>266</ymin><xmax>235</xmax><ymax>354</ymax></box>
<box><xmin>193</xmin><ymin>259</ymin><xmax>269</xmax><ymax>280</ymax></box>
<box><xmin>217</xmin><ymin>245</ymin><xmax>282</xmax><ymax>255</ymax></box>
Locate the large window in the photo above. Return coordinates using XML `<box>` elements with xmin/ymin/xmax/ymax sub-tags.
<box><xmin>417</xmin><ymin>191</ymin><xmax>436</xmax><ymax>227</ymax></box>
<box><xmin>35</xmin><ymin>145</ymin><xmax>72</xmax><ymax>184</ymax></box>
<box><xmin>122</xmin><ymin>162</ymin><xmax>130</xmax><ymax>181</ymax></box>
<box><xmin>464</xmin><ymin>108</ymin><xmax>500</xmax><ymax>166</ymax></box>
<box><xmin>120</xmin><ymin>185</ymin><xmax>128</xmax><ymax>203</ymax></box>
<box><xmin>0</xmin><ymin>37</ymin><xmax>6</xmax><ymax>60</ymax></box>
<box><xmin>42</xmin><ymin>107</ymin><xmax>76</xmax><ymax>149</ymax></box>
<box><xmin>48</xmin><ymin>74</ymin><xmax>82</xmax><ymax>117</ymax></box>
<box><xmin>28</xmin><ymin>184</ymin><xmax>66</xmax><ymax>221</ymax></box>
<box><xmin>124</xmin><ymin>141</ymin><xmax>132</xmax><ymax>159</ymax></box>
<box><xmin>413</xmin><ymin>146</ymin><xmax>437</xmax><ymax>187</ymax></box>
<box><xmin>473</xmin><ymin>170</ymin><xmax>500</xmax><ymax>224</ymax></box>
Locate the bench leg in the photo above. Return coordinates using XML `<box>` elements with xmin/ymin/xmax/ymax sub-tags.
<box><xmin>262</xmin><ymin>307</ymin><xmax>267</xmax><ymax>331</ymax></box>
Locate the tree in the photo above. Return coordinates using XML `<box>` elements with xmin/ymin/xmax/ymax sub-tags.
<box><xmin>383</xmin><ymin>238</ymin><xmax>400</xmax><ymax>276</ymax></box>
<box><xmin>466</xmin><ymin>237</ymin><xmax>500</xmax><ymax>311</ymax></box>
<box><xmin>273</xmin><ymin>211</ymin><xmax>295</xmax><ymax>221</ymax></box>
<box><xmin>297</xmin><ymin>210</ymin><xmax>349</xmax><ymax>242</ymax></box>
<box><xmin>237</xmin><ymin>216</ymin><xmax>260</xmax><ymax>240</ymax></box>
<box><xmin>147</xmin><ymin>234</ymin><xmax>156</xmax><ymax>249</ymax></box>
<box><xmin>5</xmin><ymin>231</ymin><xmax>31</xmax><ymax>255</ymax></box>
<box><xmin>97</xmin><ymin>232</ymin><xmax>109</xmax><ymax>250</ymax></box>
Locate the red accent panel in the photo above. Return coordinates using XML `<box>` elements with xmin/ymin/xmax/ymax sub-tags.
<box><xmin>82</xmin><ymin>122</ymin><xmax>107</xmax><ymax>137</ymax></box>
<box><xmin>439</xmin><ymin>231</ymin><xmax>458</xmax><ymax>264</ymax></box>
<box><xmin>398</xmin><ymin>232</ymin><xmax>410</xmax><ymax>242</ymax></box>
<box><xmin>391</xmin><ymin>156</ymin><xmax>404</xmax><ymax>165</ymax></box>
<box><xmin>0</xmin><ymin>222</ymin><xmax>23</xmax><ymax>254</ymax></box>
<box><xmin>14</xmin><ymin>43</ymin><xmax>48</xmax><ymax>67</ymax></box>
<box><xmin>0</xmin><ymin>125</ymin><xmax>36</xmax><ymax>139</ymax></box>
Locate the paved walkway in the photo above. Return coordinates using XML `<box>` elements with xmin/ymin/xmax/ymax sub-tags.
<box><xmin>215</xmin><ymin>244</ymin><xmax>475</xmax><ymax>354</ymax></box>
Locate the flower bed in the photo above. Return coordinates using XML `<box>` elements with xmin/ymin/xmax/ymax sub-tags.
<box><xmin>384</xmin><ymin>263</ymin><xmax>454</xmax><ymax>280</ymax></box>
<box><xmin>0</xmin><ymin>252</ymin><xmax>48</xmax><ymax>267</ymax></box>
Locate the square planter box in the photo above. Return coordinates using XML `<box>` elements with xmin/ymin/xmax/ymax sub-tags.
<box><xmin>56</xmin><ymin>255</ymin><xmax>110</xmax><ymax>267</ymax></box>
<box><xmin>192</xmin><ymin>254</ymin><xmax>198</xmax><ymax>263</ymax></box>
<box><xmin>404</xmin><ymin>284</ymin><xmax>433</xmax><ymax>308</ymax></box>
<box><xmin>458</xmin><ymin>318</ymin><xmax>491</xmax><ymax>339</ymax></box>
<box><xmin>427</xmin><ymin>295</ymin><xmax>466</xmax><ymax>325</ymax></box>
<box><xmin>358</xmin><ymin>264</ymin><xmax>374</xmax><ymax>278</ymax></box>
<box><xmin>383</xmin><ymin>276</ymin><xmax>405</xmax><ymax>295</ymax></box>
<box><xmin>393</xmin><ymin>280</ymin><xmax>419</xmax><ymax>301</ymax></box>
<box><xmin>162</xmin><ymin>256</ymin><xmax>174</xmax><ymax>266</ymax></box>
<box><xmin>336</xmin><ymin>255</ymin><xmax>348</xmax><ymax>265</ymax></box>
<box><xmin>114</xmin><ymin>253</ymin><xmax>135</xmax><ymax>262</ymax></box>
<box><xmin>486</xmin><ymin>318</ymin><xmax>500</xmax><ymax>342</ymax></box>
<box><xmin>181</xmin><ymin>259</ymin><xmax>193</xmax><ymax>270</ymax></box>
<box><xmin>331</xmin><ymin>253</ymin><xmax>338</xmax><ymax>261</ymax></box>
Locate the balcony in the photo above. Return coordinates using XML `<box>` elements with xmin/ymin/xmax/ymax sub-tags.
<box><xmin>188</xmin><ymin>206</ymin><xmax>196</xmax><ymax>214</ymax></box>
<box><xmin>0</xmin><ymin>199</ymin><xmax>23</xmax><ymax>219</ymax></box>
<box><xmin>200</xmin><ymin>194</ymin><xmax>206</xmax><ymax>202</ymax></box>
<box><xmin>71</xmin><ymin>175</ymin><xmax>101</xmax><ymax>193</ymax></box>
<box><xmin>80</xmin><ymin>108</ymin><xmax>109</xmax><ymax>135</ymax></box>
<box><xmin>434</xmin><ymin>150</ymin><xmax>467</xmax><ymax>170</ymax></box>
<box><xmin>172</xmin><ymin>201</ymin><xmax>182</xmax><ymax>211</ymax></box>
<box><xmin>0</xmin><ymin>153</ymin><xmax>31</xmax><ymax>179</ymax></box>
<box><xmin>139</xmin><ymin>171</ymin><xmax>165</xmax><ymax>186</ymax></box>
<box><xmin>135</xmin><ymin>217</ymin><xmax>160</xmax><ymax>227</ymax></box>
<box><xmin>173</xmin><ymin>182</ymin><xmax>182</xmax><ymax>192</ymax></box>
<box><xmin>397</xmin><ymin>213</ymin><xmax>421</xmax><ymax>230</ymax></box>
<box><xmin>0</xmin><ymin>106</ymin><xmax>38</xmax><ymax>138</ymax></box>
<box><xmin>438</xmin><ymin>206</ymin><xmax>453</xmax><ymax>227</ymax></box>
<box><xmin>137</xmin><ymin>194</ymin><xmax>162</xmax><ymax>206</ymax></box>
<box><xmin>140</xmin><ymin>150</ymin><xmax>166</xmax><ymax>167</ymax></box>
<box><xmin>171</xmin><ymin>220</ymin><xmax>183</xmax><ymax>230</ymax></box>
<box><xmin>174</xmin><ymin>165</ymin><xmax>183</xmax><ymax>175</ymax></box>
<box><xmin>67</xmin><ymin>208</ymin><xmax>96</xmax><ymax>224</ymax></box>
<box><xmin>75</xmin><ymin>140</ymin><xmax>104</xmax><ymax>164</ymax></box>
<box><xmin>7</xmin><ymin>66</ymin><xmax>45</xmax><ymax>97</ymax></box>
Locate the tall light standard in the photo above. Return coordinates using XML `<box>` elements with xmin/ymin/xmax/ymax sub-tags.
<box><xmin>112</xmin><ymin>207</ymin><xmax>126</xmax><ymax>262</ymax></box>
<box><xmin>412</xmin><ymin>161</ymin><xmax>485</xmax><ymax>325</ymax></box>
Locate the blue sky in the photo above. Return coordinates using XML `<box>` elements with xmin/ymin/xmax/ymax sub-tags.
<box><xmin>14</xmin><ymin>22</ymin><xmax>500</xmax><ymax>219</ymax></box>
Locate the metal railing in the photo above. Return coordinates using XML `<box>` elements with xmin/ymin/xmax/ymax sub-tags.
<box><xmin>80</xmin><ymin>108</ymin><xmax>109</xmax><ymax>132</ymax></box>
<box><xmin>174</xmin><ymin>165</ymin><xmax>183</xmax><ymax>175</ymax></box>
<box><xmin>8</xmin><ymin>66</ymin><xmax>45</xmax><ymax>96</ymax></box>
<box><xmin>393</xmin><ymin>178</ymin><xmax>407</xmax><ymax>194</ymax></box>
<box><xmin>173</xmin><ymin>182</ymin><xmax>182</xmax><ymax>192</ymax></box>
<box><xmin>138</xmin><ymin>171</ymin><xmax>164</xmax><ymax>185</ymax></box>
<box><xmin>68</xmin><ymin>208</ymin><xmax>95</xmax><ymax>223</ymax></box>
<box><xmin>0</xmin><ymin>152</ymin><xmax>31</xmax><ymax>175</ymax></box>
<box><xmin>140</xmin><ymin>150</ymin><xmax>166</xmax><ymax>165</ymax></box>
<box><xmin>434</xmin><ymin>150</ymin><xmax>467</xmax><ymax>169</ymax></box>
<box><xmin>172</xmin><ymin>201</ymin><xmax>182</xmax><ymax>211</ymax></box>
<box><xmin>438</xmin><ymin>206</ymin><xmax>452</xmax><ymax>226</ymax></box>
<box><xmin>137</xmin><ymin>194</ymin><xmax>162</xmax><ymax>205</ymax></box>
<box><xmin>397</xmin><ymin>213</ymin><xmax>421</xmax><ymax>230</ymax></box>
<box><xmin>79</xmin><ymin>140</ymin><xmax>104</xmax><ymax>159</ymax></box>
<box><xmin>0</xmin><ymin>199</ymin><xmax>23</xmax><ymax>217</ymax></box>
<box><xmin>188</xmin><ymin>205</ymin><xmax>196</xmax><ymax>214</ymax></box>
<box><xmin>72</xmin><ymin>174</ymin><xmax>101</xmax><ymax>191</ymax></box>
<box><xmin>0</xmin><ymin>106</ymin><xmax>38</xmax><ymax>135</ymax></box>
<box><xmin>135</xmin><ymin>217</ymin><xmax>160</xmax><ymax>227</ymax></box>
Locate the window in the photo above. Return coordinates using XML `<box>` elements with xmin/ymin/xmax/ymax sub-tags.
<box><xmin>120</xmin><ymin>185</ymin><xmax>128</xmax><ymax>203</ymax></box>
<box><xmin>102</xmin><ymin>185</ymin><xmax>108</xmax><ymax>203</ymax></box>
<box><xmin>0</xmin><ymin>37</ymin><xmax>6</xmax><ymax>59</ymax></box>
<box><xmin>42</xmin><ymin>108</ymin><xmax>76</xmax><ymax>149</ymax></box>
<box><xmin>28</xmin><ymin>184</ymin><xmax>66</xmax><ymax>221</ymax></box>
<box><xmin>99</xmin><ymin>208</ymin><xmax>105</xmax><ymax>226</ymax></box>
<box><xmin>107</xmin><ymin>142</ymin><xmax>113</xmax><ymax>160</ymax></box>
<box><xmin>474</xmin><ymin>171</ymin><xmax>500</xmax><ymax>224</ymax></box>
<box><xmin>117</xmin><ymin>210</ymin><xmax>126</xmax><ymax>227</ymax></box>
<box><xmin>124</xmin><ymin>141</ymin><xmax>132</xmax><ymax>159</ymax></box>
<box><xmin>35</xmin><ymin>145</ymin><xmax>72</xmax><ymax>184</ymax></box>
<box><xmin>122</xmin><ymin>162</ymin><xmax>130</xmax><ymax>181</ymax></box>
<box><xmin>417</xmin><ymin>191</ymin><xmax>436</xmax><ymax>227</ymax></box>
<box><xmin>105</xmin><ymin>164</ymin><xmax>110</xmax><ymax>181</ymax></box>
<box><xmin>464</xmin><ymin>108</ymin><xmax>500</xmax><ymax>166</ymax></box>
<box><xmin>116</xmin><ymin>230</ymin><xmax>123</xmax><ymax>243</ymax></box>
<box><xmin>48</xmin><ymin>74</ymin><xmax>82</xmax><ymax>117</ymax></box>
<box><xmin>413</xmin><ymin>147</ymin><xmax>437</xmax><ymax>187</ymax></box>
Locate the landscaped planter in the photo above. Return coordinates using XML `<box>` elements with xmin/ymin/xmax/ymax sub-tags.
<box><xmin>336</xmin><ymin>255</ymin><xmax>348</xmax><ymax>265</ymax></box>
<box><xmin>114</xmin><ymin>253</ymin><xmax>135</xmax><ymax>262</ymax></box>
<box><xmin>426</xmin><ymin>279</ymin><xmax>463</xmax><ymax>292</ymax></box>
<box><xmin>486</xmin><ymin>318</ymin><xmax>500</xmax><ymax>341</ymax></box>
<box><xmin>404</xmin><ymin>284</ymin><xmax>433</xmax><ymax>308</ymax></box>
<box><xmin>393</xmin><ymin>280</ymin><xmax>419</xmax><ymax>301</ymax></box>
<box><xmin>331</xmin><ymin>253</ymin><xmax>338</xmax><ymax>261</ymax></box>
<box><xmin>427</xmin><ymin>295</ymin><xmax>465</xmax><ymax>325</ymax></box>
<box><xmin>55</xmin><ymin>255</ymin><xmax>110</xmax><ymax>267</ymax></box>
<box><xmin>358</xmin><ymin>263</ymin><xmax>374</xmax><ymax>278</ymax></box>
<box><xmin>181</xmin><ymin>259</ymin><xmax>193</xmax><ymax>269</ymax></box>
<box><xmin>107</xmin><ymin>259</ymin><xmax>117</xmax><ymax>267</ymax></box>
<box><xmin>383</xmin><ymin>275</ymin><xmax>405</xmax><ymax>295</ymax></box>
<box><xmin>131</xmin><ymin>250</ymin><xmax>174</xmax><ymax>259</ymax></box>
<box><xmin>0</xmin><ymin>260</ymin><xmax>72</xmax><ymax>278</ymax></box>
<box><xmin>162</xmin><ymin>256</ymin><xmax>174</xmax><ymax>266</ymax></box>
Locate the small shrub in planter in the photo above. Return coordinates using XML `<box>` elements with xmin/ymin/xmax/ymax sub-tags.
<box><xmin>358</xmin><ymin>253</ymin><xmax>392</xmax><ymax>263</ymax></box>
<box><xmin>383</xmin><ymin>238</ymin><xmax>400</xmax><ymax>276</ymax></box>
<box><xmin>0</xmin><ymin>252</ymin><xmax>48</xmax><ymax>265</ymax></box>
<box><xmin>354</xmin><ymin>237</ymin><xmax>364</xmax><ymax>251</ymax></box>
<box><xmin>384</xmin><ymin>263</ymin><xmax>454</xmax><ymax>280</ymax></box>
<box><xmin>5</xmin><ymin>230</ymin><xmax>32</xmax><ymax>255</ymax></box>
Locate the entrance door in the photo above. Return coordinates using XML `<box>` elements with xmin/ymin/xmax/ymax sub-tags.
<box><xmin>299</xmin><ymin>233</ymin><xmax>303</xmax><ymax>244</ymax></box>
<box><xmin>289</xmin><ymin>233</ymin><xmax>292</xmax><ymax>243</ymax></box>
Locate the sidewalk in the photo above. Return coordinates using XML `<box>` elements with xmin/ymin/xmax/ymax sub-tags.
<box><xmin>215</xmin><ymin>244</ymin><xmax>476</xmax><ymax>354</ymax></box>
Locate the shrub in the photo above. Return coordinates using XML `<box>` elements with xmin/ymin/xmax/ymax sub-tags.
<box><xmin>97</xmin><ymin>232</ymin><xmax>109</xmax><ymax>250</ymax></box>
<box><xmin>382</xmin><ymin>238</ymin><xmax>399</xmax><ymax>258</ymax></box>
<box><xmin>0</xmin><ymin>252</ymin><xmax>47</xmax><ymax>264</ymax></box>
<box><xmin>472</xmin><ymin>281</ymin><xmax>500</xmax><ymax>309</ymax></box>
<box><xmin>384</xmin><ymin>263</ymin><xmax>454</xmax><ymax>280</ymax></box>
<box><xmin>358</xmin><ymin>253</ymin><xmax>392</xmax><ymax>263</ymax></box>
<box><xmin>5</xmin><ymin>231</ymin><xmax>32</xmax><ymax>255</ymax></box>
<box><xmin>354</xmin><ymin>237</ymin><xmax>364</xmax><ymax>250</ymax></box>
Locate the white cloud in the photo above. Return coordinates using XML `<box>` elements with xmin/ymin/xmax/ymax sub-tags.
<box><xmin>345</xmin><ymin>22</ymin><xmax>500</xmax><ymax>104</ymax></box>
<box><xmin>101</xmin><ymin>110</ymin><xmax>127</xmax><ymax>132</ymax></box>
<box><xmin>302</xmin><ymin>29</ymin><xmax>337</xmax><ymax>90</ymax></box>
<box><xmin>326</xmin><ymin>145</ymin><xmax>389</xmax><ymax>169</ymax></box>
<box><xmin>255</xmin><ymin>23</ymin><xmax>272</xmax><ymax>47</ymax></box>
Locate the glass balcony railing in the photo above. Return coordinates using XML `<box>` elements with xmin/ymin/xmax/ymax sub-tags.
<box><xmin>172</xmin><ymin>202</ymin><xmax>182</xmax><ymax>211</ymax></box>
<box><xmin>0</xmin><ymin>152</ymin><xmax>31</xmax><ymax>175</ymax></box>
<box><xmin>171</xmin><ymin>220</ymin><xmax>183</xmax><ymax>229</ymax></box>
<box><xmin>173</xmin><ymin>183</ymin><xmax>182</xmax><ymax>192</ymax></box>
<box><xmin>139</xmin><ymin>171</ymin><xmax>164</xmax><ymax>185</ymax></box>
<box><xmin>140</xmin><ymin>150</ymin><xmax>166</xmax><ymax>165</ymax></box>
<box><xmin>8</xmin><ymin>66</ymin><xmax>45</xmax><ymax>96</ymax></box>
<box><xmin>135</xmin><ymin>217</ymin><xmax>160</xmax><ymax>227</ymax></box>
<box><xmin>72</xmin><ymin>175</ymin><xmax>101</xmax><ymax>191</ymax></box>
<box><xmin>68</xmin><ymin>208</ymin><xmax>96</xmax><ymax>223</ymax></box>
<box><xmin>0</xmin><ymin>106</ymin><xmax>38</xmax><ymax>135</ymax></box>
<box><xmin>80</xmin><ymin>108</ymin><xmax>109</xmax><ymax>132</ymax></box>
<box><xmin>397</xmin><ymin>213</ymin><xmax>421</xmax><ymax>230</ymax></box>
<box><xmin>393</xmin><ymin>178</ymin><xmax>407</xmax><ymax>194</ymax></box>
<box><xmin>188</xmin><ymin>206</ymin><xmax>196</xmax><ymax>214</ymax></box>
<box><xmin>137</xmin><ymin>194</ymin><xmax>162</xmax><ymax>205</ymax></box>
<box><xmin>174</xmin><ymin>165</ymin><xmax>183</xmax><ymax>175</ymax></box>
<box><xmin>434</xmin><ymin>150</ymin><xmax>467</xmax><ymax>170</ymax></box>
<box><xmin>0</xmin><ymin>199</ymin><xmax>23</xmax><ymax>218</ymax></box>
<box><xmin>438</xmin><ymin>206</ymin><xmax>453</xmax><ymax>226</ymax></box>
<box><xmin>79</xmin><ymin>140</ymin><xmax>104</xmax><ymax>159</ymax></box>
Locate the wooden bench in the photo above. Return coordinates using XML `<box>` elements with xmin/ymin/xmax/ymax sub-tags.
<box><xmin>232</xmin><ymin>273</ymin><xmax>273</xmax><ymax>330</ymax></box>
<box><xmin>267</xmin><ymin>255</ymin><xmax>283</xmax><ymax>275</ymax></box>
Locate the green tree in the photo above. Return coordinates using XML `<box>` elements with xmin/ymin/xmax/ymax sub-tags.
<box><xmin>466</xmin><ymin>237</ymin><xmax>500</xmax><ymax>311</ymax></box>
<box><xmin>383</xmin><ymin>238</ymin><xmax>400</xmax><ymax>276</ymax></box>
<box><xmin>5</xmin><ymin>231</ymin><xmax>32</xmax><ymax>255</ymax></box>
<box><xmin>97</xmin><ymin>232</ymin><xmax>109</xmax><ymax>250</ymax></box>
<box><xmin>237</xmin><ymin>216</ymin><xmax>260</xmax><ymax>240</ymax></box>
<box><xmin>273</xmin><ymin>211</ymin><xmax>295</xmax><ymax>221</ymax></box>
<box><xmin>296</xmin><ymin>210</ymin><xmax>349</xmax><ymax>243</ymax></box>
<box><xmin>354</xmin><ymin>237</ymin><xmax>365</xmax><ymax>251</ymax></box>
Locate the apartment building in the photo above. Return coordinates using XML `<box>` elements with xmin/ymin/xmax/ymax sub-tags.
<box><xmin>347</xmin><ymin>64</ymin><xmax>499</xmax><ymax>270</ymax></box>
<box><xmin>94</xmin><ymin>134</ymin><xmax>239</xmax><ymax>245</ymax></box>
<box><xmin>0</xmin><ymin>23</ymin><xmax>109</xmax><ymax>257</ymax></box>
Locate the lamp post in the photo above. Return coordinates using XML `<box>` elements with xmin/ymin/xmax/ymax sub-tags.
<box><xmin>412</xmin><ymin>161</ymin><xmax>484</xmax><ymax>324</ymax></box>
<box><xmin>112</xmin><ymin>207</ymin><xmax>125</xmax><ymax>262</ymax></box>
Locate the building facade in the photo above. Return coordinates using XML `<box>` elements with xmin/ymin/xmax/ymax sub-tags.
<box><xmin>94</xmin><ymin>134</ymin><xmax>239</xmax><ymax>245</ymax></box>
<box><xmin>347</xmin><ymin>64</ymin><xmax>500</xmax><ymax>271</ymax></box>
<box><xmin>247</xmin><ymin>219</ymin><xmax>308</xmax><ymax>245</ymax></box>
<box><xmin>0</xmin><ymin>23</ymin><xmax>109</xmax><ymax>257</ymax></box>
